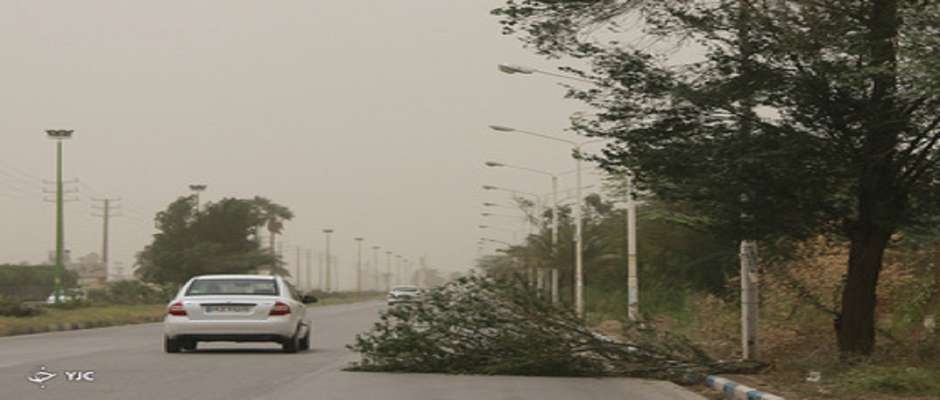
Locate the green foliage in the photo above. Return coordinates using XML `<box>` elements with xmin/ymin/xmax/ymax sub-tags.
<box><xmin>0</xmin><ymin>296</ymin><xmax>43</xmax><ymax>317</ymax></box>
<box><xmin>86</xmin><ymin>280</ymin><xmax>170</xmax><ymax>305</ymax></box>
<box><xmin>494</xmin><ymin>0</ymin><xmax>940</xmax><ymax>356</ymax></box>
<box><xmin>347</xmin><ymin>273</ymin><xmax>761</xmax><ymax>383</ymax></box>
<box><xmin>477</xmin><ymin>193</ymin><xmax>737</xmax><ymax>318</ymax></box>
<box><xmin>135</xmin><ymin>196</ymin><xmax>292</xmax><ymax>284</ymax></box>
<box><xmin>0</xmin><ymin>265</ymin><xmax>79</xmax><ymax>301</ymax></box>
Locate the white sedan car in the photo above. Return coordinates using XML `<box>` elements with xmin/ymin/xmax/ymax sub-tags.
<box><xmin>387</xmin><ymin>285</ymin><xmax>422</xmax><ymax>305</ymax></box>
<box><xmin>164</xmin><ymin>274</ymin><xmax>316</xmax><ymax>353</ymax></box>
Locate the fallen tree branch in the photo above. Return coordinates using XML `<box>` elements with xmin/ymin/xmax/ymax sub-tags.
<box><xmin>346</xmin><ymin>274</ymin><xmax>766</xmax><ymax>384</ymax></box>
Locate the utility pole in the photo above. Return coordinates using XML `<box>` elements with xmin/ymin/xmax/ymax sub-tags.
<box><xmin>355</xmin><ymin>237</ymin><xmax>364</xmax><ymax>292</ymax></box>
<box><xmin>740</xmin><ymin>240</ymin><xmax>759</xmax><ymax>359</ymax></box>
<box><xmin>332</xmin><ymin>255</ymin><xmax>340</xmax><ymax>291</ymax></box>
<box><xmin>323</xmin><ymin>229</ymin><xmax>333</xmax><ymax>292</ymax></box>
<box><xmin>317</xmin><ymin>252</ymin><xmax>324</xmax><ymax>290</ymax></box>
<box><xmin>189</xmin><ymin>184</ymin><xmax>207</xmax><ymax>211</ymax></box>
<box><xmin>305</xmin><ymin>249</ymin><xmax>313</xmax><ymax>291</ymax></box>
<box><xmin>737</xmin><ymin>0</ymin><xmax>758</xmax><ymax>360</ymax></box>
<box><xmin>395</xmin><ymin>255</ymin><xmax>402</xmax><ymax>285</ymax></box>
<box><xmin>626</xmin><ymin>175</ymin><xmax>639</xmax><ymax>321</ymax></box>
<box><xmin>372</xmin><ymin>246</ymin><xmax>381</xmax><ymax>291</ymax></box>
<box><xmin>295</xmin><ymin>246</ymin><xmax>302</xmax><ymax>288</ymax></box>
<box><xmin>385</xmin><ymin>251</ymin><xmax>392</xmax><ymax>291</ymax></box>
<box><xmin>92</xmin><ymin>198</ymin><xmax>121</xmax><ymax>281</ymax></box>
<box><xmin>45</xmin><ymin>130</ymin><xmax>74</xmax><ymax>304</ymax></box>
<box><xmin>551</xmin><ymin>175</ymin><xmax>559</xmax><ymax>304</ymax></box>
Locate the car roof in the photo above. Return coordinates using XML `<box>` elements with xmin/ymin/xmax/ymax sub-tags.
<box><xmin>392</xmin><ymin>285</ymin><xmax>418</xmax><ymax>289</ymax></box>
<box><xmin>190</xmin><ymin>274</ymin><xmax>279</xmax><ymax>280</ymax></box>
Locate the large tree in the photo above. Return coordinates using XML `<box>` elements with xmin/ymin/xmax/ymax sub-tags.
<box><xmin>493</xmin><ymin>0</ymin><xmax>940</xmax><ymax>356</ymax></box>
<box><xmin>253</xmin><ymin>196</ymin><xmax>295</xmax><ymax>254</ymax></box>
<box><xmin>135</xmin><ymin>196</ymin><xmax>287</xmax><ymax>284</ymax></box>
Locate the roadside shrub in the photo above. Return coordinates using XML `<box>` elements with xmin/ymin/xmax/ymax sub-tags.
<box><xmin>43</xmin><ymin>299</ymin><xmax>93</xmax><ymax>310</ymax></box>
<box><xmin>0</xmin><ymin>265</ymin><xmax>79</xmax><ymax>301</ymax></box>
<box><xmin>86</xmin><ymin>281</ymin><xmax>167</xmax><ymax>304</ymax></box>
<box><xmin>0</xmin><ymin>296</ymin><xmax>43</xmax><ymax>317</ymax></box>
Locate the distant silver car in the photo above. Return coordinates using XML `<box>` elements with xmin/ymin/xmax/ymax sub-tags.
<box><xmin>387</xmin><ymin>285</ymin><xmax>421</xmax><ymax>305</ymax></box>
<box><xmin>163</xmin><ymin>274</ymin><xmax>316</xmax><ymax>353</ymax></box>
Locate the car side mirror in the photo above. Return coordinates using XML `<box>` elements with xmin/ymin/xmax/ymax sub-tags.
<box><xmin>302</xmin><ymin>295</ymin><xmax>318</xmax><ymax>304</ymax></box>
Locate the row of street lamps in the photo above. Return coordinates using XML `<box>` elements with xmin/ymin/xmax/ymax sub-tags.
<box><xmin>319</xmin><ymin>228</ymin><xmax>416</xmax><ymax>293</ymax></box>
<box><xmin>480</xmin><ymin>64</ymin><xmax>639</xmax><ymax>320</ymax></box>
<box><xmin>182</xmin><ymin>194</ymin><xmax>416</xmax><ymax>294</ymax></box>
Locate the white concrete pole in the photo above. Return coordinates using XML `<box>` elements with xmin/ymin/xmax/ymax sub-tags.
<box><xmin>740</xmin><ymin>240</ymin><xmax>759</xmax><ymax>359</ymax></box>
<box><xmin>551</xmin><ymin>176</ymin><xmax>560</xmax><ymax>304</ymax></box>
<box><xmin>574</xmin><ymin>154</ymin><xmax>584</xmax><ymax>318</ymax></box>
<box><xmin>626</xmin><ymin>175</ymin><xmax>639</xmax><ymax>321</ymax></box>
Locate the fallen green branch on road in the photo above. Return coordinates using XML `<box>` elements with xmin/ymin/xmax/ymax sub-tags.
<box><xmin>346</xmin><ymin>274</ymin><xmax>765</xmax><ymax>384</ymax></box>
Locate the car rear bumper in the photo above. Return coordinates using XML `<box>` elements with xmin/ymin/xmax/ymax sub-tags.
<box><xmin>164</xmin><ymin>316</ymin><xmax>297</xmax><ymax>339</ymax></box>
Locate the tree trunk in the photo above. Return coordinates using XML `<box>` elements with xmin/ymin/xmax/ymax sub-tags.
<box><xmin>837</xmin><ymin>225</ymin><xmax>890</xmax><ymax>356</ymax></box>
<box><xmin>835</xmin><ymin>0</ymin><xmax>902</xmax><ymax>358</ymax></box>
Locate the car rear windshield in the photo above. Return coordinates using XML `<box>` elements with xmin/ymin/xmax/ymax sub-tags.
<box><xmin>186</xmin><ymin>279</ymin><xmax>279</xmax><ymax>296</ymax></box>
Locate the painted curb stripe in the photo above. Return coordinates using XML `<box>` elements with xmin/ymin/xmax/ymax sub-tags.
<box><xmin>704</xmin><ymin>375</ymin><xmax>785</xmax><ymax>400</ymax></box>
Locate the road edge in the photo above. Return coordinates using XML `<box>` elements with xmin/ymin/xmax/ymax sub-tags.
<box><xmin>705</xmin><ymin>375</ymin><xmax>785</xmax><ymax>400</ymax></box>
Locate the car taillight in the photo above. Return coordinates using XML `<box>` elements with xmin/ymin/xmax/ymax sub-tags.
<box><xmin>168</xmin><ymin>302</ymin><xmax>187</xmax><ymax>316</ymax></box>
<box><xmin>269</xmin><ymin>301</ymin><xmax>291</xmax><ymax>316</ymax></box>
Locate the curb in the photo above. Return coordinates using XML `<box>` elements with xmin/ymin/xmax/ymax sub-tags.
<box><xmin>705</xmin><ymin>376</ymin><xmax>785</xmax><ymax>400</ymax></box>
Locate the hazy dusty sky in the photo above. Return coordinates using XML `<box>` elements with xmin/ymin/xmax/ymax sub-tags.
<box><xmin>0</xmin><ymin>0</ymin><xmax>609</xmax><ymax>287</ymax></box>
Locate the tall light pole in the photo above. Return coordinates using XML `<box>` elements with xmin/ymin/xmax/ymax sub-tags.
<box><xmin>189</xmin><ymin>184</ymin><xmax>207</xmax><ymax>212</ymax></box>
<box><xmin>323</xmin><ymin>229</ymin><xmax>334</xmax><ymax>292</ymax></box>
<box><xmin>486</xmin><ymin>161</ymin><xmax>561</xmax><ymax>303</ymax></box>
<box><xmin>385</xmin><ymin>251</ymin><xmax>392</xmax><ymax>291</ymax></box>
<box><xmin>372</xmin><ymin>245</ymin><xmax>381</xmax><ymax>291</ymax></box>
<box><xmin>354</xmin><ymin>237</ymin><xmax>364</xmax><ymax>292</ymax></box>
<box><xmin>395</xmin><ymin>255</ymin><xmax>402</xmax><ymax>285</ymax></box>
<box><xmin>488</xmin><ymin>124</ymin><xmax>605</xmax><ymax>318</ymax></box>
<box><xmin>46</xmin><ymin>129</ymin><xmax>73</xmax><ymax>304</ymax></box>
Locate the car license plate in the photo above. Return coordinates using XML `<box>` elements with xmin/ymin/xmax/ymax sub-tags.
<box><xmin>204</xmin><ymin>305</ymin><xmax>250</xmax><ymax>313</ymax></box>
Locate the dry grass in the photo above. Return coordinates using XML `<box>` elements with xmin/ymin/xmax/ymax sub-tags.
<box><xmin>0</xmin><ymin>304</ymin><xmax>165</xmax><ymax>336</ymax></box>
<box><xmin>659</xmin><ymin>237</ymin><xmax>940</xmax><ymax>399</ymax></box>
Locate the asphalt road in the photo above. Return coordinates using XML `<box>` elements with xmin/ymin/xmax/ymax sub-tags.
<box><xmin>0</xmin><ymin>301</ymin><xmax>705</xmax><ymax>400</ymax></box>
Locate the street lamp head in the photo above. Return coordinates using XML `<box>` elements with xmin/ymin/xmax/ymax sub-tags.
<box><xmin>481</xmin><ymin>213</ymin><xmax>492</xmax><ymax>216</ymax></box>
<box><xmin>372</xmin><ymin>245</ymin><xmax>380</xmax><ymax>250</ymax></box>
<box><xmin>484</xmin><ymin>161</ymin><xmax>504</xmax><ymax>168</ymax></box>
<box><xmin>355</xmin><ymin>237</ymin><xmax>364</xmax><ymax>241</ymax></box>
<box><xmin>482</xmin><ymin>202</ymin><xmax>498</xmax><ymax>207</ymax></box>
<box><xmin>189</xmin><ymin>184</ymin><xmax>207</xmax><ymax>192</ymax></box>
<box><xmin>482</xmin><ymin>185</ymin><xmax>498</xmax><ymax>190</ymax></box>
<box><xmin>488</xmin><ymin>125</ymin><xmax>516</xmax><ymax>133</ymax></box>
<box><xmin>323</xmin><ymin>229</ymin><xmax>334</xmax><ymax>234</ymax></box>
<box><xmin>497</xmin><ymin>64</ymin><xmax>535</xmax><ymax>75</ymax></box>
<box><xmin>478</xmin><ymin>225</ymin><xmax>488</xmax><ymax>229</ymax></box>
<box><xmin>45</xmin><ymin>130</ymin><xmax>74</xmax><ymax>140</ymax></box>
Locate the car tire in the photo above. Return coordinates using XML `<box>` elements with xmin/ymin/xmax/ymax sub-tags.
<box><xmin>182</xmin><ymin>339</ymin><xmax>197</xmax><ymax>351</ymax></box>
<box><xmin>299</xmin><ymin>328</ymin><xmax>310</xmax><ymax>351</ymax></box>
<box><xmin>164</xmin><ymin>336</ymin><xmax>181</xmax><ymax>353</ymax></box>
<box><xmin>282</xmin><ymin>331</ymin><xmax>300</xmax><ymax>354</ymax></box>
